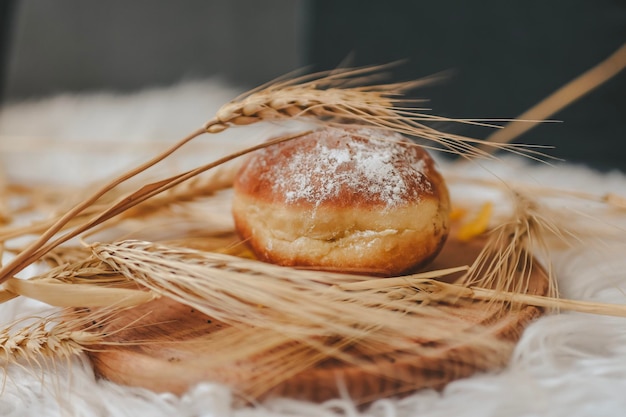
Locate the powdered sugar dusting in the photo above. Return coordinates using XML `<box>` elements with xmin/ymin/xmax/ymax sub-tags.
<box><xmin>245</xmin><ymin>127</ymin><xmax>434</xmax><ymax>208</ymax></box>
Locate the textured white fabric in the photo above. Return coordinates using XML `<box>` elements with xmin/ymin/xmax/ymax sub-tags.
<box><xmin>0</xmin><ymin>80</ymin><xmax>625</xmax><ymax>417</ymax></box>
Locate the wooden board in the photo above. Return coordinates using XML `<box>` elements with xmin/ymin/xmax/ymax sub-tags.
<box><xmin>87</xmin><ymin>234</ymin><xmax>548</xmax><ymax>403</ymax></box>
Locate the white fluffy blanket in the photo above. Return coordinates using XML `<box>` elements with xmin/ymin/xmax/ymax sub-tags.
<box><xmin>1</xmin><ymin>80</ymin><xmax>625</xmax><ymax>417</ymax></box>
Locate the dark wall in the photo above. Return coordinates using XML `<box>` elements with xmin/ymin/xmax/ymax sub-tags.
<box><xmin>2</xmin><ymin>0</ymin><xmax>306</xmax><ymax>98</ymax></box>
<box><xmin>0</xmin><ymin>0</ymin><xmax>16</xmax><ymax>101</ymax></box>
<box><xmin>307</xmin><ymin>0</ymin><xmax>626</xmax><ymax>171</ymax></box>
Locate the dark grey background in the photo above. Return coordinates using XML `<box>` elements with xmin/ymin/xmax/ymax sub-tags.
<box><xmin>1</xmin><ymin>0</ymin><xmax>307</xmax><ymax>96</ymax></box>
<box><xmin>0</xmin><ymin>0</ymin><xmax>624</xmax><ymax>171</ymax></box>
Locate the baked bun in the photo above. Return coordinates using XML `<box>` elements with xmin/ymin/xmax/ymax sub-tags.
<box><xmin>232</xmin><ymin>126</ymin><xmax>450</xmax><ymax>276</ymax></box>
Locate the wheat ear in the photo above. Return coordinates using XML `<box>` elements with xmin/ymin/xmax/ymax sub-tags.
<box><xmin>0</xmin><ymin>64</ymin><xmax>554</xmax><ymax>285</ymax></box>
<box><xmin>204</xmin><ymin>66</ymin><xmax>545</xmax><ymax>159</ymax></box>
<box><xmin>338</xmin><ymin>277</ymin><xmax>626</xmax><ymax>318</ymax></box>
<box><xmin>0</xmin><ymin>160</ymin><xmax>240</xmax><ymax>251</ymax></box>
<box><xmin>0</xmin><ymin>309</ymin><xmax>105</xmax><ymax>368</ymax></box>
<box><xmin>90</xmin><ymin>240</ymin><xmax>510</xmax><ymax>352</ymax></box>
<box><xmin>0</xmin><ymin>130</ymin><xmax>307</xmax><ymax>285</ymax></box>
<box><xmin>0</xmin><ymin>254</ymin><xmax>153</xmax><ymax>308</ymax></box>
<box><xmin>460</xmin><ymin>191</ymin><xmax>563</xmax><ymax>302</ymax></box>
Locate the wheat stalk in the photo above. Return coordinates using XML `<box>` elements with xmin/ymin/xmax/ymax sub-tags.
<box><xmin>338</xmin><ymin>277</ymin><xmax>626</xmax><ymax>318</ymax></box>
<box><xmin>3</xmin><ymin>277</ymin><xmax>154</xmax><ymax>308</ymax></box>
<box><xmin>110</xmin><ymin>160</ymin><xmax>241</xmax><ymax>221</ymax></box>
<box><xmin>0</xmin><ymin>64</ymin><xmax>553</xmax><ymax>287</ymax></box>
<box><xmin>460</xmin><ymin>191</ymin><xmax>563</xmax><ymax>302</ymax></box>
<box><xmin>0</xmin><ymin>160</ymin><xmax>240</xmax><ymax>246</ymax></box>
<box><xmin>39</xmin><ymin>245</ymin><xmax>94</xmax><ymax>269</ymax></box>
<box><xmin>2</xmin><ymin>231</ymin><xmax>625</xmax><ymax>399</ymax></box>
<box><xmin>90</xmin><ymin>240</ymin><xmax>508</xmax><ymax>352</ymax></box>
<box><xmin>205</xmin><ymin>66</ymin><xmax>544</xmax><ymax>159</ymax></box>
<box><xmin>0</xmin><ymin>309</ymin><xmax>104</xmax><ymax>368</ymax></box>
<box><xmin>484</xmin><ymin>42</ymin><xmax>626</xmax><ymax>149</ymax></box>
<box><xmin>0</xmin><ymin>131</ymin><xmax>310</xmax><ymax>285</ymax></box>
<box><xmin>0</xmin><ymin>60</ymin><xmax>622</xmax><ymax>402</ymax></box>
<box><xmin>0</xmin><ymin>255</ymin><xmax>152</xmax><ymax>307</ymax></box>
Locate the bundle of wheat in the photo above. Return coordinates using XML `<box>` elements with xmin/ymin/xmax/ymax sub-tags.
<box><xmin>0</xmin><ymin>44</ymin><xmax>624</xmax><ymax>407</ymax></box>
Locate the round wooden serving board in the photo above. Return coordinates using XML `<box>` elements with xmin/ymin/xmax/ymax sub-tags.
<box><xmin>88</xmin><ymin>234</ymin><xmax>548</xmax><ymax>403</ymax></box>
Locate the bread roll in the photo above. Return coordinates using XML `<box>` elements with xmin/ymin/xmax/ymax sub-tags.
<box><xmin>232</xmin><ymin>126</ymin><xmax>450</xmax><ymax>276</ymax></box>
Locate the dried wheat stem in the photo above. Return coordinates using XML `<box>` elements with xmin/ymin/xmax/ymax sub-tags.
<box><xmin>417</xmin><ymin>279</ymin><xmax>626</xmax><ymax>318</ymax></box>
<box><xmin>466</xmin><ymin>286</ymin><xmax>626</xmax><ymax>317</ymax></box>
<box><xmin>0</xmin><ymin>161</ymin><xmax>239</xmax><ymax>245</ymax></box>
<box><xmin>0</xmin><ymin>311</ymin><xmax>103</xmax><ymax>365</ymax></box>
<box><xmin>461</xmin><ymin>191</ymin><xmax>560</xmax><ymax>301</ymax></box>
<box><xmin>203</xmin><ymin>66</ymin><xmax>545</xmax><ymax>159</ymax></box>
<box><xmin>335</xmin><ymin>266</ymin><xmax>470</xmax><ymax>291</ymax></box>
<box><xmin>0</xmin><ymin>63</ymin><xmax>554</xmax><ymax>285</ymax></box>
<box><xmin>0</xmin><ymin>254</ymin><xmax>151</xmax><ymax>308</ymax></box>
<box><xmin>484</xmin><ymin>42</ymin><xmax>626</xmax><ymax>148</ymax></box>
<box><xmin>0</xmin><ymin>127</ymin><xmax>207</xmax><ymax>284</ymax></box>
<box><xmin>2</xmin><ymin>277</ymin><xmax>155</xmax><ymax>308</ymax></box>
<box><xmin>339</xmin><ymin>276</ymin><xmax>626</xmax><ymax>318</ymax></box>
<box><xmin>89</xmin><ymin>240</ymin><xmax>502</xmax><ymax>351</ymax></box>
<box><xmin>115</xmin><ymin>160</ymin><xmax>241</xmax><ymax>220</ymax></box>
<box><xmin>0</xmin><ymin>129</ymin><xmax>306</xmax><ymax>287</ymax></box>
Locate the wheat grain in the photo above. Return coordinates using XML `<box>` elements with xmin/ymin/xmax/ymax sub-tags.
<box><xmin>116</xmin><ymin>160</ymin><xmax>240</xmax><ymax>220</ymax></box>
<box><xmin>90</xmin><ymin>240</ymin><xmax>512</xmax><ymax>354</ymax></box>
<box><xmin>204</xmin><ymin>67</ymin><xmax>543</xmax><ymax>160</ymax></box>
<box><xmin>0</xmin><ymin>130</ymin><xmax>309</xmax><ymax>285</ymax></box>
<box><xmin>0</xmin><ymin>61</ymin><xmax>623</xmax><ymax>402</ymax></box>
<box><xmin>0</xmin><ymin>161</ymin><xmax>239</xmax><ymax>245</ymax></box>
<box><xmin>460</xmin><ymin>191</ymin><xmax>561</xmax><ymax>303</ymax></box>
<box><xmin>0</xmin><ymin>255</ymin><xmax>151</xmax><ymax>308</ymax></box>
<box><xmin>3</xmin><ymin>277</ymin><xmax>154</xmax><ymax>308</ymax></box>
<box><xmin>40</xmin><ymin>246</ymin><xmax>94</xmax><ymax>268</ymax></box>
<box><xmin>0</xmin><ymin>64</ymin><xmax>553</xmax><ymax>285</ymax></box>
<box><xmin>0</xmin><ymin>310</ymin><xmax>103</xmax><ymax>367</ymax></box>
<box><xmin>339</xmin><ymin>275</ymin><xmax>626</xmax><ymax>318</ymax></box>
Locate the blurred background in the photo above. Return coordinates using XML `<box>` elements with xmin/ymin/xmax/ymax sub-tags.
<box><xmin>0</xmin><ymin>0</ymin><xmax>624</xmax><ymax>171</ymax></box>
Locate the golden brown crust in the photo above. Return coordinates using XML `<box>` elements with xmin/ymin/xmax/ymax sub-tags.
<box><xmin>232</xmin><ymin>126</ymin><xmax>450</xmax><ymax>276</ymax></box>
<box><xmin>234</xmin><ymin>127</ymin><xmax>442</xmax><ymax>209</ymax></box>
